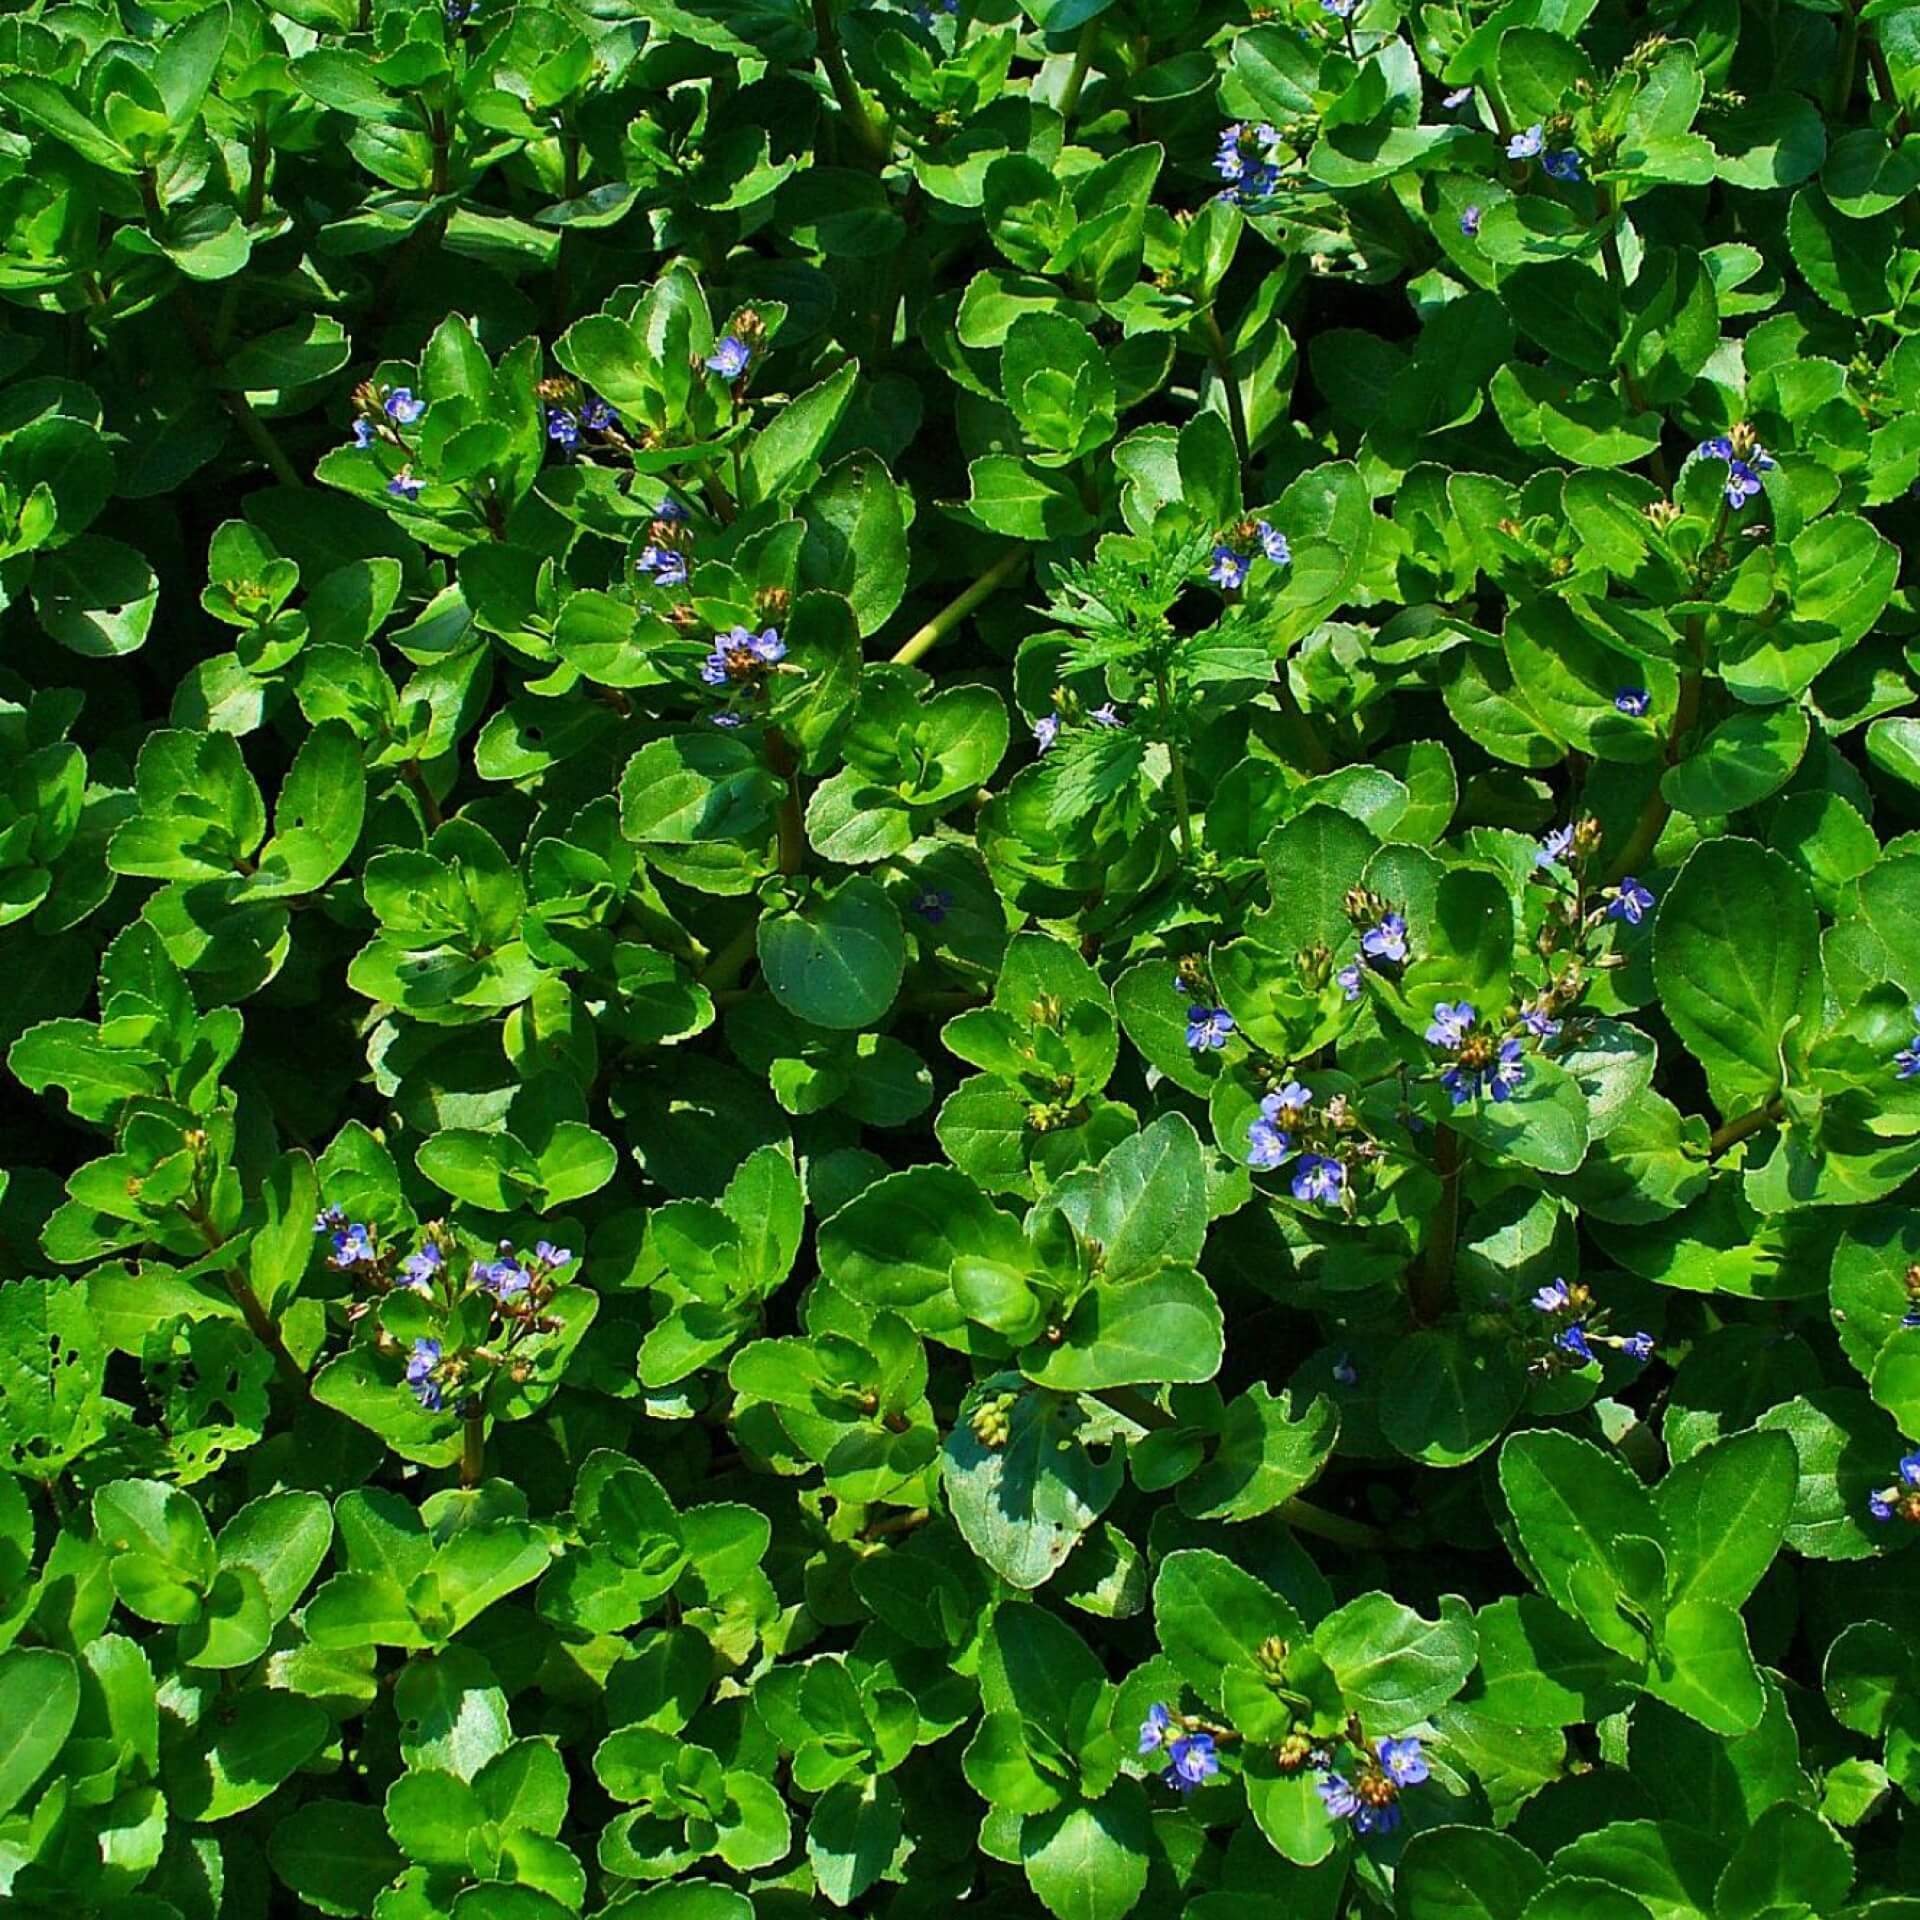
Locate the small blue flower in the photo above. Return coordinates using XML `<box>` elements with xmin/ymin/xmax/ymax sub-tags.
<box><xmin>1442</xmin><ymin>86</ymin><xmax>1473</xmax><ymax>107</ymax></box>
<box><xmin>1871</xmin><ymin>1488</ymin><xmax>1896</xmax><ymax>1521</ymax></box>
<box><xmin>534</xmin><ymin>1241</ymin><xmax>572</xmax><ymax>1270</ymax></box>
<box><xmin>701</xmin><ymin>625</ymin><xmax>786</xmax><ymax>686</ymax></box>
<box><xmin>1332</xmin><ymin>1351</ymin><xmax>1359</xmax><ymax>1387</ymax></box>
<box><xmin>1247</xmin><ymin>1118</ymin><xmax>1292</xmax><ymax>1170</ymax></box>
<box><xmin>314</xmin><ymin>1205</ymin><xmax>346</xmax><ymax>1234</ymax></box>
<box><xmin>1425</xmin><ymin>1001</ymin><xmax>1475</xmax><ymax>1048</ymax></box>
<box><xmin>1508</xmin><ymin>124</ymin><xmax>1544</xmax><ymax>159</ymax></box>
<box><xmin>1377</xmin><ymin>1737</ymin><xmax>1427</xmax><ymax>1787</ymax></box>
<box><xmin>1490</xmin><ymin>1037</ymin><xmax>1528</xmax><ymax>1101</ymax></box>
<box><xmin>1139</xmin><ymin>1703</ymin><xmax>1171</xmax><ymax>1755</ymax></box>
<box><xmin>1896</xmin><ymin>1036</ymin><xmax>1920</xmax><ymax>1079</ymax></box>
<box><xmin>387</xmin><ymin>469</ymin><xmax>425</xmax><ymax>501</ymax></box>
<box><xmin>706</xmin><ymin>336</ymin><xmax>751</xmax><ymax>380</ymax></box>
<box><xmin>1556</xmin><ymin>1322</ymin><xmax>1595</xmax><ymax>1364</ymax></box>
<box><xmin>547</xmin><ymin>407</ymin><xmax>580</xmax><ymax>450</ymax></box>
<box><xmin>1614</xmin><ymin>1330</ymin><xmax>1655</xmax><ymax>1363</ymax></box>
<box><xmin>1459</xmin><ymin>204</ymin><xmax>1482</xmax><ymax>237</ymax></box>
<box><xmin>1614</xmin><ymin>688</ymin><xmax>1651</xmax><ymax>717</ymax></box>
<box><xmin>1542</xmin><ymin>148</ymin><xmax>1583</xmax><ymax>181</ymax></box>
<box><xmin>655</xmin><ymin>498</ymin><xmax>689</xmax><ymax>523</ymax></box>
<box><xmin>1870</xmin><ymin>1450</ymin><xmax>1920</xmax><ymax>1519</ymax></box>
<box><xmin>639</xmin><ymin>544</ymin><xmax>689</xmax><ymax>587</ymax></box>
<box><xmin>1209</xmin><ymin>545</ymin><xmax>1251</xmax><ymax>591</ymax></box>
<box><xmin>1338</xmin><ymin>962</ymin><xmax>1364</xmax><ymax>1001</ymax></box>
<box><xmin>1354</xmin><ymin>1801</ymin><xmax>1403</xmax><ymax>1836</ymax></box>
<box><xmin>1292</xmin><ymin>1155</ymin><xmax>1346</xmax><ymax>1206</ymax></box>
<box><xmin>1034</xmin><ymin>712</ymin><xmax>1060</xmax><ymax>753</ymax></box>
<box><xmin>384</xmin><ymin>388</ymin><xmax>426</xmax><ymax>426</ymax></box>
<box><xmin>1521</xmin><ymin>1006</ymin><xmax>1561</xmax><ymax>1040</ymax></box>
<box><xmin>1164</xmin><ymin>1732</ymin><xmax>1218</xmax><ymax>1792</ymax></box>
<box><xmin>400</xmin><ymin>1241</ymin><xmax>443</xmax><ymax>1291</ymax></box>
<box><xmin>1265</xmin><ymin>1081</ymin><xmax>1313</xmax><ymax>1119</ymax></box>
<box><xmin>1317</xmin><ymin>1774</ymin><xmax>1359</xmax><ymax>1820</ymax></box>
<box><xmin>473</xmin><ymin>1257</ymin><xmax>530</xmax><ymax>1298</ymax></box>
<box><xmin>1089</xmin><ymin>702</ymin><xmax>1124</xmax><ymax>727</ymax></box>
<box><xmin>580</xmin><ymin>395</ymin><xmax>614</xmax><ymax>430</ymax></box>
<box><xmin>1321</xmin><ymin>0</ymin><xmax>1356</xmax><ymax>16</ymax></box>
<box><xmin>1256</xmin><ymin>521</ymin><xmax>1291</xmax><ymax>564</ymax></box>
<box><xmin>711</xmin><ymin>712</ymin><xmax>744</xmax><ymax>729</ymax></box>
<box><xmin>1187</xmin><ymin>1006</ymin><xmax>1236</xmax><ymax>1052</ymax></box>
<box><xmin>405</xmin><ymin>1338</ymin><xmax>444</xmax><ymax>1411</ymax></box>
<box><xmin>1361</xmin><ymin>912</ymin><xmax>1407</xmax><ymax>964</ymax></box>
<box><xmin>1214</xmin><ymin>124</ymin><xmax>1249</xmax><ymax>182</ymax></box>
<box><xmin>1537</xmin><ymin>823</ymin><xmax>1576</xmax><ymax>868</ymax></box>
<box><xmin>1697</xmin><ymin>436</ymin><xmax>1775</xmax><ymax>509</ymax></box>
<box><xmin>351</xmin><ymin>419</ymin><xmax>375</xmax><ymax>449</ymax></box>
<box><xmin>1532</xmin><ymin>1279</ymin><xmax>1572</xmax><ymax>1314</ymax></box>
<box><xmin>330</xmin><ymin>1222</ymin><xmax>376</xmax><ymax>1268</ymax></box>
<box><xmin>1607</xmin><ymin>877</ymin><xmax>1655</xmax><ymax>925</ymax></box>
<box><xmin>912</xmin><ymin>888</ymin><xmax>955</xmax><ymax>924</ymax></box>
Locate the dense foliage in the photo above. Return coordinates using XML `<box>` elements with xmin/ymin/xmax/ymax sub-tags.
<box><xmin>5</xmin><ymin>0</ymin><xmax>1920</xmax><ymax>1915</ymax></box>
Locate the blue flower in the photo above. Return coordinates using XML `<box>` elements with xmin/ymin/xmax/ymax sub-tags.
<box><xmin>912</xmin><ymin>888</ymin><xmax>955</xmax><ymax>924</ymax></box>
<box><xmin>1871</xmin><ymin>1488</ymin><xmax>1896</xmax><ymax>1521</ymax></box>
<box><xmin>1521</xmin><ymin>1006</ymin><xmax>1561</xmax><ymax>1040</ymax></box>
<box><xmin>706</xmin><ymin>336</ymin><xmax>751</xmax><ymax>380</ymax></box>
<box><xmin>387</xmin><ymin>469</ymin><xmax>424</xmax><ymax>501</ymax></box>
<box><xmin>1139</xmin><ymin>1703</ymin><xmax>1171</xmax><ymax>1754</ymax></box>
<box><xmin>1613</xmin><ymin>1330</ymin><xmax>1655</xmax><ymax>1363</ymax></box>
<box><xmin>1537</xmin><ymin>823</ymin><xmax>1576</xmax><ymax>868</ymax></box>
<box><xmin>639</xmin><ymin>544</ymin><xmax>689</xmax><ymax>587</ymax></box>
<box><xmin>1870</xmin><ymin>1451</ymin><xmax>1920</xmax><ymax>1520</ymax></box>
<box><xmin>1354</xmin><ymin>1800</ymin><xmax>1403</xmax><ymax>1835</ymax></box>
<box><xmin>1425</xmin><ymin>1001</ymin><xmax>1475</xmax><ymax>1048</ymax></box>
<box><xmin>1187</xmin><ymin>1006</ymin><xmax>1236</xmax><ymax>1052</ymax></box>
<box><xmin>1332</xmin><ymin>1351</ymin><xmax>1359</xmax><ymax>1386</ymax></box>
<box><xmin>1214</xmin><ymin>124</ymin><xmax>1249</xmax><ymax>182</ymax></box>
<box><xmin>1257</xmin><ymin>521</ymin><xmax>1291</xmax><ymax>564</ymax></box>
<box><xmin>1165</xmin><ymin>1731</ymin><xmax>1218</xmax><ymax>1792</ymax></box>
<box><xmin>701</xmin><ymin>625</ymin><xmax>786</xmax><ymax>686</ymax></box>
<box><xmin>1614</xmin><ymin>688</ymin><xmax>1651</xmax><ymax>717</ymax></box>
<box><xmin>547</xmin><ymin>407</ymin><xmax>580</xmax><ymax>449</ymax></box>
<box><xmin>405</xmin><ymin>1338</ymin><xmax>444</xmax><ymax>1411</ymax></box>
<box><xmin>534</xmin><ymin>1241</ymin><xmax>573</xmax><ymax>1270</ymax></box>
<box><xmin>1606</xmin><ymin>877</ymin><xmax>1655</xmax><ymax>925</ymax></box>
<box><xmin>711</xmin><ymin>712</ymin><xmax>744</xmax><ymax>729</ymax></box>
<box><xmin>1531</xmin><ymin>1279</ymin><xmax>1572</xmax><ymax>1314</ymax></box>
<box><xmin>1247</xmin><ymin>1118</ymin><xmax>1292</xmax><ymax>1170</ymax></box>
<box><xmin>1266</xmin><ymin>1081</ymin><xmax>1313</xmax><ymax>1119</ymax></box>
<box><xmin>1896</xmin><ymin>1036</ymin><xmax>1920</xmax><ymax>1079</ymax></box>
<box><xmin>1490</xmin><ymin>1038</ymin><xmax>1528</xmax><ymax>1101</ymax></box>
<box><xmin>1377</xmin><ymin>1737</ymin><xmax>1428</xmax><ymax>1787</ymax></box>
<box><xmin>1338</xmin><ymin>963</ymin><xmax>1364</xmax><ymax>1000</ymax></box>
<box><xmin>1209</xmin><ymin>545</ymin><xmax>1251</xmax><ymax>590</ymax></box>
<box><xmin>1321</xmin><ymin>0</ymin><xmax>1356</xmax><ymax>16</ymax></box>
<box><xmin>1697</xmin><ymin>435</ymin><xmax>1776</xmax><ymax>509</ymax></box>
<box><xmin>1089</xmin><ymin>702</ymin><xmax>1123</xmax><ymax>727</ymax></box>
<box><xmin>1442</xmin><ymin>86</ymin><xmax>1472</xmax><ymax>107</ymax></box>
<box><xmin>1292</xmin><ymin>1155</ymin><xmax>1346</xmax><ymax>1206</ymax></box>
<box><xmin>384</xmin><ymin>387</ymin><xmax>426</xmax><ymax>426</ymax></box>
<box><xmin>1362</xmin><ymin>912</ymin><xmax>1407</xmax><ymax>964</ymax></box>
<box><xmin>655</xmin><ymin>498</ymin><xmax>689</xmax><ymax>523</ymax></box>
<box><xmin>330</xmin><ymin>1222</ymin><xmax>376</xmax><ymax>1268</ymax></box>
<box><xmin>580</xmin><ymin>395</ymin><xmax>614</xmax><ymax>430</ymax></box>
<box><xmin>1317</xmin><ymin>1774</ymin><xmax>1359</xmax><ymax>1819</ymax></box>
<box><xmin>1459</xmin><ymin>204</ymin><xmax>1482</xmax><ymax>237</ymax></box>
<box><xmin>1034</xmin><ymin>712</ymin><xmax>1060</xmax><ymax>753</ymax></box>
<box><xmin>1556</xmin><ymin>1322</ymin><xmax>1595</xmax><ymax>1364</ymax></box>
<box><xmin>351</xmin><ymin>419</ymin><xmax>375</xmax><ymax>449</ymax></box>
<box><xmin>314</xmin><ymin>1205</ymin><xmax>346</xmax><ymax>1234</ymax></box>
<box><xmin>473</xmin><ymin>1257</ymin><xmax>530</xmax><ymax>1298</ymax></box>
<box><xmin>1542</xmin><ymin>148</ymin><xmax>1583</xmax><ymax>181</ymax></box>
<box><xmin>401</xmin><ymin>1241</ymin><xmax>443</xmax><ymax>1291</ymax></box>
<box><xmin>1508</xmin><ymin>124</ymin><xmax>1544</xmax><ymax>159</ymax></box>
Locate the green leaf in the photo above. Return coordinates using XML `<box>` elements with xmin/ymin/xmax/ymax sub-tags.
<box><xmin>1650</xmin><ymin>1429</ymin><xmax>1795</xmax><ymax>1610</ymax></box>
<box><xmin>0</xmin><ymin>1647</ymin><xmax>78</xmax><ymax>1816</ymax></box>
<box><xmin>758</xmin><ymin>876</ymin><xmax>905</xmax><ymax>1029</ymax></box>
<box><xmin>1021</xmin><ymin>1784</ymin><xmax>1151</xmax><ymax>1920</ymax></box>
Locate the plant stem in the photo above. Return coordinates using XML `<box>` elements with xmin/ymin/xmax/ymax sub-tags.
<box><xmin>1058</xmin><ymin>20</ymin><xmax>1100</xmax><ymax>126</ymax></box>
<box><xmin>1708</xmin><ymin>1097</ymin><xmax>1785</xmax><ymax>1158</ymax></box>
<box><xmin>1607</xmin><ymin>619</ymin><xmax>1702</xmax><ymax>883</ymax></box>
<box><xmin>1833</xmin><ymin>1</ymin><xmax>1861</xmax><ymax>115</ymax></box>
<box><xmin>811</xmin><ymin>0</ymin><xmax>889</xmax><ymax>168</ymax></box>
<box><xmin>767</xmin><ymin>729</ymin><xmax>807</xmax><ymax>877</ymax></box>
<box><xmin>1412</xmin><ymin>1124</ymin><xmax>1461</xmax><ymax>1323</ymax></box>
<box><xmin>1867</xmin><ymin>31</ymin><xmax>1910</xmax><ymax>136</ymax></box>
<box><xmin>1201</xmin><ymin>308</ymin><xmax>1252</xmax><ymax>486</ymax></box>
<box><xmin>1156</xmin><ymin>665</ymin><xmax>1196</xmax><ymax>862</ymax></box>
<box><xmin>187</xmin><ymin>1206</ymin><xmax>307</xmax><ymax>1389</ymax></box>
<box><xmin>461</xmin><ymin>1402</ymin><xmax>485</xmax><ymax>1487</ymax></box>
<box><xmin>891</xmin><ymin>547</ymin><xmax>1028</xmax><ymax>666</ymax></box>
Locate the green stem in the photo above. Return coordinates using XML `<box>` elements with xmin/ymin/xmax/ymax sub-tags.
<box><xmin>1833</xmin><ymin>1</ymin><xmax>1861</xmax><ymax>115</ymax></box>
<box><xmin>811</xmin><ymin>0</ymin><xmax>889</xmax><ymax>168</ymax></box>
<box><xmin>1156</xmin><ymin>665</ymin><xmax>1196</xmax><ymax>862</ymax></box>
<box><xmin>1606</xmin><ymin>618</ymin><xmax>1702</xmax><ymax>883</ymax></box>
<box><xmin>1412</xmin><ymin>1124</ymin><xmax>1461</xmax><ymax>1323</ymax></box>
<box><xmin>1201</xmin><ymin>308</ymin><xmax>1252</xmax><ymax>486</ymax></box>
<box><xmin>461</xmin><ymin>1402</ymin><xmax>485</xmax><ymax>1488</ymax></box>
<box><xmin>1058</xmin><ymin>20</ymin><xmax>1100</xmax><ymax>126</ymax></box>
<box><xmin>1708</xmin><ymin>1097</ymin><xmax>1785</xmax><ymax>1159</ymax></box>
<box><xmin>700</xmin><ymin>916</ymin><xmax>761</xmax><ymax>991</ymax></box>
<box><xmin>1867</xmin><ymin>31</ymin><xmax>1910</xmax><ymax>137</ymax></box>
<box><xmin>187</xmin><ymin>1207</ymin><xmax>307</xmax><ymax>1390</ymax></box>
<box><xmin>768</xmin><ymin>729</ymin><xmax>807</xmax><ymax>877</ymax></box>
<box><xmin>891</xmin><ymin>547</ymin><xmax>1028</xmax><ymax>666</ymax></box>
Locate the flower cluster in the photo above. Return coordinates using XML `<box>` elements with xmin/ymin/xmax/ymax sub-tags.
<box><xmin>541</xmin><ymin>380</ymin><xmax>616</xmax><ymax>454</ymax></box>
<box><xmin>1507</xmin><ymin>125</ymin><xmax>1583</xmax><ymax>178</ymax></box>
<box><xmin>1139</xmin><ymin>1704</ymin><xmax>1221</xmax><ymax>1794</ymax></box>
<box><xmin>1316</xmin><ymin>1736</ymin><xmax>1429</xmax><ymax>1836</ymax></box>
<box><xmin>1427</xmin><ymin>1001</ymin><xmax>1528</xmax><ymax>1106</ymax></box>
<box><xmin>1245</xmin><ymin>1078</ymin><xmax>1360</xmax><ymax>1209</ymax></box>
<box><xmin>1697</xmin><ymin>424</ymin><xmax>1775</xmax><ymax>510</ymax></box>
<box><xmin>1212</xmin><ymin>123</ymin><xmax>1282</xmax><ymax>201</ymax></box>
<box><xmin>347</xmin><ymin>382</ymin><xmax>431</xmax><ymax>499</ymax></box>
<box><xmin>639</xmin><ymin>499</ymin><xmax>692</xmax><ymax>588</ymax></box>
<box><xmin>700</xmin><ymin>624</ymin><xmax>787</xmax><ymax>690</ymax></box>
<box><xmin>1208</xmin><ymin>517</ymin><xmax>1290</xmax><ymax>589</ymax></box>
<box><xmin>1868</xmin><ymin>1450</ymin><xmax>1920</xmax><ymax>1523</ymax></box>
<box><xmin>1340</xmin><ymin>888</ymin><xmax>1408</xmax><ymax>999</ymax></box>
<box><xmin>1529</xmin><ymin>1277</ymin><xmax>1653</xmax><ymax>1370</ymax></box>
